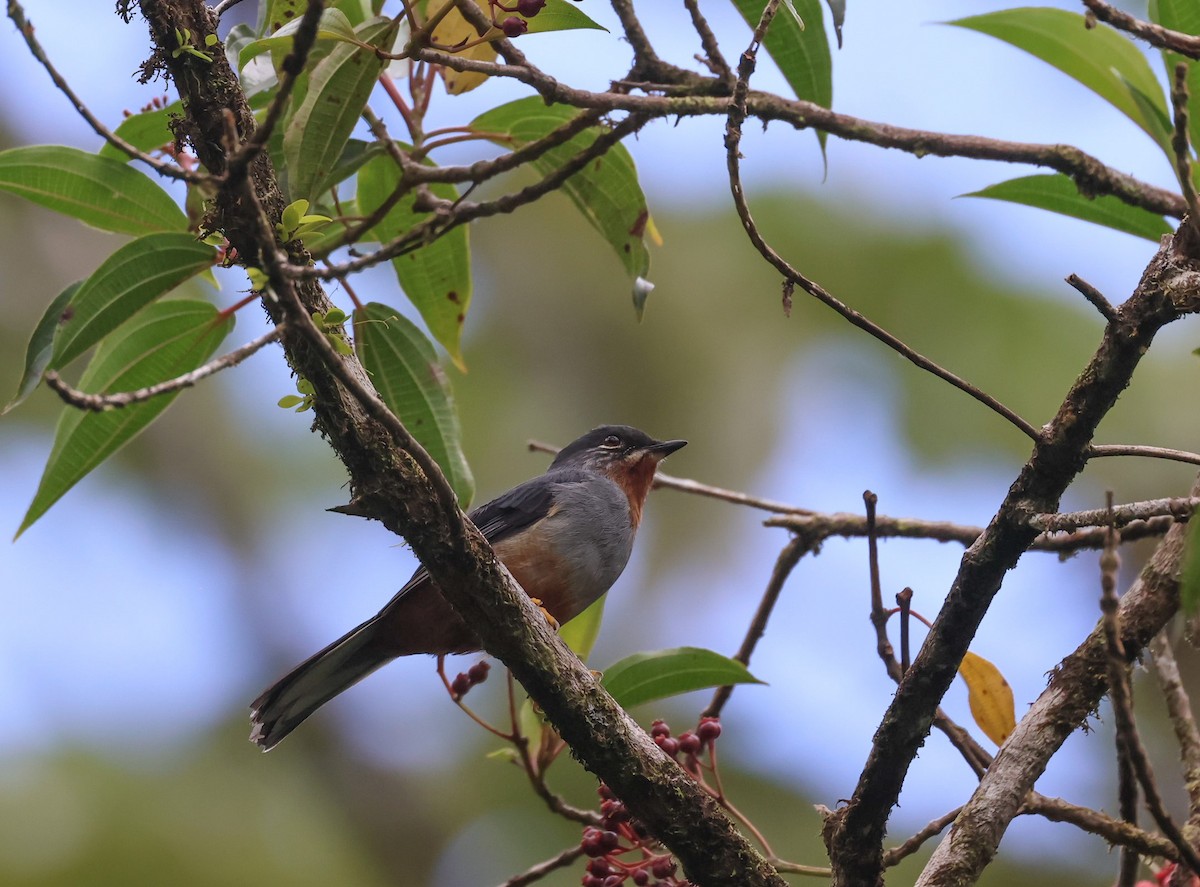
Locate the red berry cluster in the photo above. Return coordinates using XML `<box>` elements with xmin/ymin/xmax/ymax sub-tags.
<box><xmin>490</xmin><ymin>0</ymin><xmax>546</xmax><ymax>38</ymax></box>
<box><xmin>578</xmin><ymin>785</ymin><xmax>692</xmax><ymax>887</ymax></box>
<box><xmin>450</xmin><ymin>660</ymin><xmax>490</xmax><ymax>699</ymax></box>
<box><xmin>650</xmin><ymin>717</ymin><xmax>721</xmax><ymax>771</ymax></box>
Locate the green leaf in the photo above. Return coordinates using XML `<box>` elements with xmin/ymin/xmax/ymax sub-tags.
<box><xmin>948</xmin><ymin>8</ymin><xmax>1172</xmax><ymax>155</ymax></box>
<box><xmin>601</xmin><ymin>647</ymin><xmax>764</xmax><ymax>710</ymax></box>
<box><xmin>357</xmin><ymin>155</ymin><xmax>471</xmax><ymax>367</ymax></box>
<box><xmin>1149</xmin><ymin>0</ymin><xmax>1200</xmax><ymax>165</ymax></box>
<box><xmin>731</xmin><ymin>0</ymin><xmax>832</xmax><ymax>145</ymax></box>
<box><xmin>471</xmin><ymin>97</ymin><xmax>654</xmax><ymax>312</ymax></box>
<box><xmin>99</xmin><ymin>100</ymin><xmax>183</xmax><ymax>161</ymax></box>
<box><xmin>354</xmin><ymin>303</ymin><xmax>475</xmax><ymax>506</ymax></box>
<box><xmin>4</xmin><ymin>282</ymin><xmax>80</xmax><ymax>414</ymax></box>
<box><xmin>283</xmin><ymin>16</ymin><xmax>398</xmax><ymax>203</ymax></box>
<box><xmin>962</xmin><ymin>174</ymin><xmax>1171</xmax><ymax>242</ymax></box>
<box><xmin>559</xmin><ymin>596</ymin><xmax>605</xmax><ymax>660</ymax></box>
<box><xmin>524</xmin><ymin>0</ymin><xmax>608</xmax><ymax>34</ymax></box>
<box><xmin>51</xmin><ymin>233</ymin><xmax>216</xmax><ymax>370</ymax></box>
<box><xmin>313</xmin><ymin>138</ymin><xmax>386</xmax><ymax>196</ymax></box>
<box><xmin>258</xmin><ymin>0</ymin><xmax>305</xmax><ymax>35</ymax></box>
<box><xmin>239</xmin><ymin>7</ymin><xmax>360</xmax><ymax>68</ymax></box>
<box><xmin>17</xmin><ymin>301</ymin><xmax>233</xmax><ymax>538</ymax></box>
<box><xmin>1181</xmin><ymin>512</ymin><xmax>1200</xmax><ymax>615</ymax></box>
<box><xmin>0</xmin><ymin>145</ymin><xmax>187</xmax><ymax>235</ymax></box>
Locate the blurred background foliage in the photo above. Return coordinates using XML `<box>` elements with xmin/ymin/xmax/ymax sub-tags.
<box><xmin>4</xmin><ymin>2</ymin><xmax>1200</xmax><ymax>885</ymax></box>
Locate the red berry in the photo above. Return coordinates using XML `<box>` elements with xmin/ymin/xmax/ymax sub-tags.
<box><xmin>581</xmin><ymin>876</ymin><xmax>603</xmax><ymax>887</ymax></box>
<box><xmin>678</xmin><ymin>732</ymin><xmax>701</xmax><ymax>755</ymax></box>
<box><xmin>696</xmin><ymin>717</ymin><xmax>721</xmax><ymax>744</ymax></box>
<box><xmin>599</xmin><ymin>830</ymin><xmax>621</xmax><ymax>851</ymax></box>
<box><xmin>467</xmin><ymin>660</ymin><xmax>490</xmax><ymax>683</ymax></box>
<box><xmin>602</xmin><ymin>876</ymin><xmax>623</xmax><ymax>887</ymax></box>
<box><xmin>651</xmin><ymin>856</ymin><xmax>677</xmax><ymax>878</ymax></box>
<box><xmin>650</xmin><ymin>720</ymin><xmax>671</xmax><ymax>738</ymax></box>
<box><xmin>632</xmin><ymin>870</ymin><xmax>650</xmax><ymax>886</ymax></box>
<box><xmin>451</xmin><ymin>674</ymin><xmax>471</xmax><ymax>697</ymax></box>
<box><xmin>517</xmin><ymin>0</ymin><xmax>545</xmax><ymax>16</ymax></box>
<box><xmin>654</xmin><ymin>735</ymin><xmax>679</xmax><ymax>756</ymax></box>
<box><xmin>500</xmin><ymin>16</ymin><xmax>527</xmax><ymax>37</ymax></box>
<box><xmin>598</xmin><ymin>783</ymin><xmax>616</xmax><ymax>801</ymax></box>
<box><xmin>587</xmin><ymin>858</ymin><xmax>611</xmax><ymax>876</ymax></box>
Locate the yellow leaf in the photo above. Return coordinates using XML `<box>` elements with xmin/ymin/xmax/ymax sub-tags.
<box><xmin>958</xmin><ymin>650</ymin><xmax>1016</xmax><ymax>745</ymax></box>
<box><xmin>426</xmin><ymin>0</ymin><xmax>499</xmax><ymax>95</ymax></box>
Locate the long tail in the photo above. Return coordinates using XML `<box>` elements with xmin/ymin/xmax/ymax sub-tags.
<box><xmin>250</xmin><ymin>616</ymin><xmax>393</xmax><ymax>751</ymax></box>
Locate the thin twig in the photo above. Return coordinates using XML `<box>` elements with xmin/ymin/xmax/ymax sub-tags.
<box><xmin>1101</xmin><ymin>493</ymin><xmax>1140</xmax><ymax>887</ymax></box>
<box><xmin>1083</xmin><ymin>0</ymin><xmax>1200</xmax><ymax>59</ymax></box>
<box><xmin>43</xmin><ymin>327</ymin><xmax>282</xmax><ymax>411</ymax></box>
<box><xmin>6</xmin><ymin>0</ymin><xmax>198</xmax><ymax>181</ymax></box>
<box><xmin>703</xmin><ymin>534</ymin><xmax>810</xmax><ymax>719</ymax></box>
<box><xmin>1067</xmin><ymin>274</ymin><xmax>1118</xmax><ymax>323</ymax></box>
<box><xmin>497</xmin><ymin>845</ymin><xmax>586</xmax><ymax>887</ymax></box>
<box><xmin>881</xmin><ymin>807</ymin><xmax>963</xmax><ymax>866</ymax></box>
<box><xmin>1024</xmin><ymin>792</ymin><xmax>1184</xmax><ymax>860</ymax></box>
<box><xmin>1150</xmin><ymin>632</ymin><xmax>1200</xmax><ymax>812</ymax></box>
<box><xmin>1171</xmin><ymin>62</ymin><xmax>1200</xmax><ymax>239</ymax></box>
<box><xmin>1089</xmin><ymin>444</ymin><xmax>1200</xmax><ymax>467</ymax></box>
<box><xmin>1101</xmin><ymin>497</ymin><xmax>1200</xmax><ymax>875</ymax></box>
<box><xmin>682</xmin><ymin>0</ymin><xmax>733</xmax><ymax>82</ymax></box>
<box><xmin>721</xmin><ymin>3</ymin><xmax>1042</xmax><ymax>444</ymax></box>
<box><xmin>1032</xmin><ymin>497</ymin><xmax>1200</xmax><ymax>533</ymax></box>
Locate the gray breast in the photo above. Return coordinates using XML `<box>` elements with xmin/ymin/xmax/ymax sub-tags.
<box><xmin>541</xmin><ymin>477</ymin><xmax>636</xmax><ymax>622</ymax></box>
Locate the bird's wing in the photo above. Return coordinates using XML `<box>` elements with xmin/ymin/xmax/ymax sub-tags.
<box><xmin>386</xmin><ymin>467</ymin><xmax>593</xmax><ymax>601</ymax></box>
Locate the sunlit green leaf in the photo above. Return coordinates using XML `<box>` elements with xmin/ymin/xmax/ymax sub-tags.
<box><xmin>949</xmin><ymin>8</ymin><xmax>1172</xmax><ymax>155</ymax></box>
<box><xmin>17</xmin><ymin>301</ymin><xmax>233</xmax><ymax>538</ymax></box>
<box><xmin>4</xmin><ymin>282</ymin><xmax>80</xmax><ymax>414</ymax></box>
<box><xmin>601</xmin><ymin>647</ymin><xmax>763</xmax><ymax>710</ymax></box>
<box><xmin>51</xmin><ymin>233</ymin><xmax>216</xmax><ymax>370</ymax></box>
<box><xmin>0</xmin><ymin>145</ymin><xmax>187</xmax><ymax>235</ymax></box>
<box><xmin>962</xmin><ymin>174</ymin><xmax>1171</xmax><ymax>242</ymax></box>
<box><xmin>283</xmin><ymin>17</ymin><xmax>397</xmax><ymax>203</ymax></box>
<box><xmin>354</xmin><ymin>303</ymin><xmax>474</xmax><ymax>506</ymax></box>
<box><xmin>357</xmin><ymin>155</ymin><xmax>471</xmax><ymax>367</ymax></box>
<box><xmin>471</xmin><ymin>98</ymin><xmax>654</xmax><ymax>312</ymax></box>
<box><xmin>525</xmin><ymin>0</ymin><xmax>607</xmax><ymax>34</ymax></box>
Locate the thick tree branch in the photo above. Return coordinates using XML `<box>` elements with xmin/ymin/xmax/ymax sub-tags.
<box><xmin>827</xmin><ymin>232</ymin><xmax>1200</xmax><ymax>884</ymax></box>
<box><xmin>915</xmin><ymin>478</ymin><xmax>1199</xmax><ymax>884</ymax></box>
<box><xmin>133</xmin><ymin>2</ymin><xmax>783</xmax><ymax>883</ymax></box>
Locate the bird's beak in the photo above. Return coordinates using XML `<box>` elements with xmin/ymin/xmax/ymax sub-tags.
<box><xmin>642</xmin><ymin>439</ymin><xmax>687</xmax><ymax>462</ymax></box>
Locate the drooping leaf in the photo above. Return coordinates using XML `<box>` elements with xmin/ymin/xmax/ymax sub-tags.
<box><xmin>357</xmin><ymin>155</ymin><xmax>471</xmax><ymax>367</ymax></box>
<box><xmin>17</xmin><ymin>301</ymin><xmax>233</xmax><ymax>538</ymax></box>
<box><xmin>601</xmin><ymin>647</ymin><xmax>763</xmax><ymax>710</ymax></box>
<box><xmin>949</xmin><ymin>8</ymin><xmax>1172</xmax><ymax>156</ymax></box>
<box><xmin>4</xmin><ymin>283</ymin><xmax>80</xmax><ymax>414</ymax></box>
<box><xmin>730</xmin><ymin>0</ymin><xmax>832</xmax><ymax>146</ymax></box>
<box><xmin>1181</xmin><ymin>513</ymin><xmax>1200</xmax><ymax>616</ymax></box>
<box><xmin>0</xmin><ymin>146</ymin><xmax>187</xmax><ymax>235</ymax></box>
<box><xmin>314</xmin><ymin>138</ymin><xmax>387</xmax><ymax>197</ymax></box>
<box><xmin>258</xmin><ymin>0</ymin><xmax>305</xmax><ymax>35</ymax></box>
<box><xmin>51</xmin><ymin>233</ymin><xmax>216</xmax><ymax>370</ymax></box>
<box><xmin>559</xmin><ymin>596</ymin><xmax>606</xmax><ymax>660</ymax></box>
<box><xmin>471</xmin><ymin>97</ymin><xmax>654</xmax><ymax>312</ymax></box>
<box><xmin>282</xmin><ymin>16</ymin><xmax>398</xmax><ymax>203</ymax></box>
<box><xmin>98</xmin><ymin>100</ymin><xmax>183</xmax><ymax>161</ymax></box>
<box><xmin>958</xmin><ymin>651</ymin><xmax>1017</xmax><ymax>746</ymax></box>
<box><xmin>962</xmin><ymin>174</ymin><xmax>1171</xmax><ymax>241</ymax></box>
<box><xmin>354</xmin><ymin>303</ymin><xmax>474</xmax><ymax>506</ymax></box>
<box><xmin>239</xmin><ymin>8</ymin><xmax>360</xmax><ymax>68</ymax></box>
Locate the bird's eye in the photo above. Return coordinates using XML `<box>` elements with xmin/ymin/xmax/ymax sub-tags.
<box><xmin>602</xmin><ymin>435</ymin><xmax>622</xmax><ymax>449</ymax></box>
